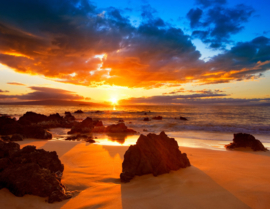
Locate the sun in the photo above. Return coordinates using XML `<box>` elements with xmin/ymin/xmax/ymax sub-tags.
<box><xmin>110</xmin><ymin>97</ymin><xmax>118</xmax><ymax>105</ymax></box>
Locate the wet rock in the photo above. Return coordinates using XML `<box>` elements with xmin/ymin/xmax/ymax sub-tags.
<box><xmin>68</xmin><ymin>117</ymin><xmax>94</xmax><ymax>134</ymax></box>
<box><xmin>64</xmin><ymin>112</ymin><xmax>75</xmax><ymax>121</ymax></box>
<box><xmin>0</xmin><ymin>141</ymin><xmax>70</xmax><ymax>203</ymax></box>
<box><xmin>10</xmin><ymin>134</ymin><xmax>23</xmax><ymax>141</ymax></box>
<box><xmin>143</xmin><ymin>117</ymin><xmax>150</xmax><ymax>121</ymax></box>
<box><xmin>152</xmin><ymin>116</ymin><xmax>162</xmax><ymax>120</ymax></box>
<box><xmin>120</xmin><ymin>131</ymin><xmax>190</xmax><ymax>182</ymax></box>
<box><xmin>18</xmin><ymin>112</ymin><xmax>48</xmax><ymax>125</ymax></box>
<box><xmin>180</xmin><ymin>117</ymin><xmax>188</xmax><ymax>121</ymax></box>
<box><xmin>74</xmin><ymin>110</ymin><xmax>83</xmax><ymax>114</ymax></box>
<box><xmin>225</xmin><ymin>133</ymin><xmax>267</xmax><ymax>151</ymax></box>
<box><xmin>106</xmin><ymin>123</ymin><xmax>136</xmax><ymax>133</ymax></box>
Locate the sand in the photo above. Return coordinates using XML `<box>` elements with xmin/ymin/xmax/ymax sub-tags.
<box><xmin>0</xmin><ymin>139</ymin><xmax>270</xmax><ymax>209</ymax></box>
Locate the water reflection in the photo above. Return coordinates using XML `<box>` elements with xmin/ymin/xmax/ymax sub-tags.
<box><xmin>95</xmin><ymin>133</ymin><xmax>139</xmax><ymax>146</ymax></box>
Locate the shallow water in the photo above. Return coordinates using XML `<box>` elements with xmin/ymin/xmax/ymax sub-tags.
<box><xmin>1</xmin><ymin>104</ymin><xmax>269</xmax><ymax>149</ymax></box>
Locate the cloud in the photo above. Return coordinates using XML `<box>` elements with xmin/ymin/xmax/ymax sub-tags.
<box><xmin>188</xmin><ymin>3</ymin><xmax>254</xmax><ymax>48</ymax></box>
<box><xmin>0</xmin><ymin>0</ymin><xmax>269</xmax><ymax>89</ymax></box>
<box><xmin>0</xmin><ymin>86</ymin><xmax>86</xmax><ymax>101</ymax></box>
<box><xmin>120</xmin><ymin>95</ymin><xmax>270</xmax><ymax>105</ymax></box>
<box><xmin>163</xmin><ymin>88</ymin><xmax>225</xmax><ymax>95</ymax></box>
<box><xmin>7</xmin><ymin>82</ymin><xmax>26</xmax><ymax>86</ymax></box>
<box><xmin>0</xmin><ymin>89</ymin><xmax>9</xmax><ymax>93</ymax></box>
<box><xmin>195</xmin><ymin>0</ymin><xmax>227</xmax><ymax>8</ymax></box>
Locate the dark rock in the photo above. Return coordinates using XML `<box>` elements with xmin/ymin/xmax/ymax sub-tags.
<box><xmin>1</xmin><ymin>135</ymin><xmax>11</xmax><ymax>141</ymax></box>
<box><xmin>0</xmin><ymin>141</ymin><xmax>70</xmax><ymax>203</ymax></box>
<box><xmin>10</xmin><ymin>134</ymin><xmax>23</xmax><ymax>141</ymax></box>
<box><xmin>143</xmin><ymin>117</ymin><xmax>150</xmax><ymax>121</ymax></box>
<box><xmin>225</xmin><ymin>133</ymin><xmax>267</xmax><ymax>151</ymax></box>
<box><xmin>180</xmin><ymin>117</ymin><xmax>188</xmax><ymax>121</ymax></box>
<box><xmin>0</xmin><ymin>116</ymin><xmax>17</xmax><ymax>129</ymax></box>
<box><xmin>22</xmin><ymin>126</ymin><xmax>52</xmax><ymax>139</ymax></box>
<box><xmin>120</xmin><ymin>131</ymin><xmax>190</xmax><ymax>182</ymax></box>
<box><xmin>143</xmin><ymin>129</ymin><xmax>148</xmax><ymax>132</ymax></box>
<box><xmin>152</xmin><ymin>116</ymin><xmax>162</xmax><ymax>120</ymax></box>
<box><xmin>68</xmin><ymin>117</ymin><xmax>93</xmax><ymax>134</ymax></box>
<box><xmin>106</xmin><ymin>123</ymin><xmax>136</xmax><ymax>133</ymax></box>
<box><xmin>95</xmin><ymin>120</ymin><xmax>103</xmax><ymax>126</ymax></box>
<box><xmin>85</xmin><ymin>137</ymin><xmax>96</xmax><ymax>143</ymax></box>
<box><xmin>119</xmin><ymin>119</ymin><xmax>124</xmax><ymax>123</ymax></box>
<box><xmin>64</xmin><ymin>112</ymin><xmax>75</xmax><ymax>121</ymax></box>
<box><xmin>18</xmin><ymin>112</ymin><xmax>48</xmax><ymax>125</ymax></box>
<box><xmin>74</xmin><ymin>110</ymin><xmax>83</xmax><ymax>114</ymax></box>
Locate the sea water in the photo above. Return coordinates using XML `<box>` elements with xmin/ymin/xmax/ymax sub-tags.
<box><xmin>1</xmin><ymin>105</ymin><xmax>269</xmax><ymax>150</ymax></box>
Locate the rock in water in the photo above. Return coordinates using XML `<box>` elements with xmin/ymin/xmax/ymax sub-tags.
<box><xmin>120</xmin><ymin>131</ymin><xmax>190</xmax><ymax>182</ymax></box>
<box><xmin>225</xmin><ymin>133</ymin><xmax>267</xmax><ymax>151</ymax></box>
<box><xmin>0</xmin><ymin>141</ymin><xmax>71</xmax><ymax>203</ymax></box>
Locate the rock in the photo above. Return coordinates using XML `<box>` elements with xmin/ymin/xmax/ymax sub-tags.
<box><xmin>22</xmin><ymin>126</ymin><xmax>52</xmax><ymax>139</ymax></box>
<box><xmin>180</xmin><ymin>117</ymin><xmax>188</xmax><ymax>121</ymax></box>
<box><xmin>10</xmin><ymin>134</ymin><xmax>23</xmax><ymax>141</ymax></box>
<box><xmin>0</xmin><ymin>116</ymin><xmax>17</xmax><ymax>129</ymax></box>
<box><xmin>0</xmin><ymin>141</ymin><xmax>70</xmax><ymax>203</ymax></box>
<box><xmin>225</xmin><ymin>133</ymin><xmax>267</xmax><ymax>151</ymax></box>
<box><xmin>1</xmin><ymin>135</ymin><xmax>11</xmax><ymax>141</ymax></box>
<box><xmin>0</xmin><ymin>123</ymin><xmax>23</xmax><ymax>135</ymax></box>
<box><xmin>143</xmin><ymin>117</ymin><xmax>150</xmax><ymax>121</ymax></box>
<box><xmin>152</xmin><ymin>116</ymin><xmax>162</xmax><ymax>120</ymax></box>
<box><xmin>143</xmin><ymin>129</ymin><xmax>148</xmax><ymax>132</ymax></box>
<box><xmin>85</xmin><ymin>137</ymin><xmax>95</xmax><ymax>143</ymax></box>
<box><xmin>68</xmin><ymin>117</ymin><xmax>94</xmax><ymax>134</ymax></box>
<box><xmin>120</xmin><ymin>131</ymin><xmax>190</xmax><ymax>182</ymax></box>
<box><xmin>64</xmin><ymin>112</ymin><xmax>75</xmax><ymax>121</ymax></box>
<box><xmin>106</xmin><ymin>123</ymin><xmax>136</xmax><ymax>133</ymax></box>
<box><xmin>18</xmin><ymin>112</ymin><xmax>48</xmax><ymax>125</ymax></box>
<box><xmin>119</xmin><ymin>119</ymin><xmax>124</xmax><ymax>123</ymax></box>
<box><xmin>74</xmin><ymin>110</ymin><xmax>83</xmax><ymax>114</ymax></box>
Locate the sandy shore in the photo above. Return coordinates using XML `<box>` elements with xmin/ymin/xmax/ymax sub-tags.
<box><xmin>0</xmin><ymin>139</ymin><xmax>270</xmax><ymax>209</ymax></box>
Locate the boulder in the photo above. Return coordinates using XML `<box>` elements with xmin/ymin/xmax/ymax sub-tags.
<box><xmin>22</xmin><ymin>126</ymin><xmax>52</xmax><ymax>139</ymax></box>
<box><xmin>152</xmin><ymin>116</ymin><xmax>162</xmax><ymax>120</ymax></box>
<box><xmin>120</xmin><ymin>131</ymin><xmax>190</xmax><ymax>182</ymax></box>
<box><xmin>10</xmin><ymin>134</ymin><xmax>23</xmax><ymax>141</ymax></box>
<box><xmin>64</xmin><ymin>112</ymin><xmax>75</xmax><ymax>121</ymax></box>
<box><xmin>74</xmin><ymin>110</ymin><xmax>83</xmax><ymax>114</ymax></box>
<box><xmin>143</xmin><ymin>117</ymin><xmax>150</xmax><ymax>121</ymax></box>
<box><xmin>18</xmin><ymin>112</ymin><xmax>48</xmax><ymax>125</ymax></box>
<box><xmin>68</xmin><ymin>117</ymin><xmax>94</xmax><ymax>134</ymax></box>
<box><xmin>225</xmin><ymin>133</ymin><xmax>267</xmax><ymax>151</ymax></box>
<box><xmin>180</xmin><ymin>117</ymin><xmax>188</xmax><ymax>121</ymax></box>
<box><xmin>106</xmin><ymin>123</ymin><xmax>136</xmax><ymax>133</ymax></box>
<box><xmin>0</xmin><ymin>141</ymin><xmax>70</xmax><ymax>203</ymax></box>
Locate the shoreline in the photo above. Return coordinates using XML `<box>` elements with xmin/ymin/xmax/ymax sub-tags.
<box><xmin>0</xmin><ymin>139</ymin><xmax>269</xmax><ymax>208</ymax></box>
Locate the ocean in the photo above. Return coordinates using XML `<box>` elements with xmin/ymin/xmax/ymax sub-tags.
<box><xmin>1</xmin><ymin>105</ymin><xmax>270</xmax><ymax>150</ymax></box>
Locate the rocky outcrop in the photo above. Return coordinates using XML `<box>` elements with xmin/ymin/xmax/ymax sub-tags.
<box><xmin>0</xmin><ymin>141</ymin><xmax>71</xmax><ymax>203</ymax></box>
<box><xmin>225</xmin><ymin>133</ymin><xmax>267</xmax><ymax>151</ymax></box>
<box><xmin>74</xmin><ymin>110</ymin><xmax>83</xmax><ymax>114</ymax></box>
<box><xmin>106</xmin><ymin>123</ymin><xmax>136</xmax><ymax>133</ymax></box>
<box><xmin>64</xmin><ymin>112</ymin><xmax>75</xmax><ymax>121</ymax></box>
<box><xmin>152</xmin><ymin>116</ymin><xmax>162</xmax><ymax>120</ymax></box>
<box><xmin>180</xmin><ymin>117</ymin><xmax>188</xmax><ymax>121</ymax></box>
<box><xmin>68</xmin><ymin>117</ymin><xmax>94</xmax><ymax>134</ymax></box>
<box><xmin>120</xmin><ymin>131</ymin><xmax>190</xmax><ymax>182</ymax></box>
<box><xmin>22</xmin><ymin>126</ymin><xmax>52</xmax><ymax>139</ymax></box>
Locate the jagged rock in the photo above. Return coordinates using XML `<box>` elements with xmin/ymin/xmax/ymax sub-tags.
<box><xmin>106</xmin><ymin>123</ymin><xmax>136</xmax><ymax>133</ymax></box>
<box><xmin>0</xmin><ymin>141</ymin><xmax>70</xmax><ymax>203</ymax></box>
<box><xmin>22</xmin><ymin>126</ymin><xmax>52</xmax><ymax>139</ymax></box>
<box><xmin>64</xmin><ymin>112</ymin><xmax>75</xmax><ymax>121</ymax></box>
<box><xmin>143</xmin><ymin>117</ymin><xmax>150</xmax><ymax>121</ymax></box>
<box><xmin>180</xmin><ymin>117</ymin><xmax>188</xmax><ymax>121</ymax></box>
<box><xmin>152</xmin><ymin>116</ymin><xmax>162</xmax><ymax>120</ymax></box>
<box><xmin>74</xmin><ymin>110</ymin><xmax>83</xmax><ymax>114</ymax></box>
<box><xmin>225</xmin><ymin>133</ymin><xmax>267</xmax><ymax>151</ymax></box>
<box><xmin>68</xmin><ymin>117</ymin><xmax>94</xmax><ymax>134</ymax></box>
<box><xmin>120</xmin><ymin>131</ymin><xmax>190</xmax><ymax>182</ymax></box>
<box><xmin>10</xmin><ymin>134</ymin><xmax>23</xmax><ymax>141</ymax></box>
<box><xmin>18</xmin><ymin>112</ymin><xmax>48</xmax><ymax>125</ymax></box>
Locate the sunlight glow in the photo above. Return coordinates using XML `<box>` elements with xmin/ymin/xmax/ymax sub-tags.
<box><xmin>110</xmin><ymin>97</ymin><xmax>118</xmax><ymax>105</ymax></box>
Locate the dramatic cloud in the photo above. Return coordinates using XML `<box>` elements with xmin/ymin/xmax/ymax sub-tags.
<box><xmin>163</xmin><ymin>88</ymin><xmax>225</xmax><ymax>95</ymax></box>
<box><xmin>7</xmin><ymin>82</ymin><xmax>26</xmax><ymax>86</ymax></box>
<box><xmin>120</xmin><ymin>95</ymin><xmax>270</xmax><ymax>105</ymax></box>
<box><xmin>0</xmin><ymin>0</ymin><xmax>269</xmax><ymax>89</ymax></box>
<box><xmin>0</xmin><ymin>86</ymin><xmax>86</xmax><ymax>101</ymax></box>
<box><xmin>187</xmin><ymin>3</ymin><xmax>254</xmax><ymax>48</ymax></box>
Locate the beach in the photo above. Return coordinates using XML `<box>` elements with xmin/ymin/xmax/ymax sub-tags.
<box><xmin>0</xmin><ymin>138</ymin><xmax>269</xmax><ymax>209</ymax></box>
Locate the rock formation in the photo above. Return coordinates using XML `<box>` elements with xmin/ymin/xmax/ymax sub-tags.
<box><xmin>120</xmin><ymin>131</ymin><xmax>190</xmax><ymax>182</ymax></box>
<box><xmin>106</xmin><ymin>123</ymin><xmax>136</xmax><ymax>133</ymax></box>
<box><xmin>0</xmin><ymin>141</ymin><xmax>71</xmax><ymax>203</ymax></box>
<box><xmin>225</xmin><ymin>133</ymin><xmax>267</xmax><ymax>151</ymax></box>
<box><xmin>180</xmin><ymin>116</ymin><xmax>188</xmax><ymax>121</ymax></box>
<box><xmin>152</xmin><ymin>116</ymin><xmax>162</xmax><ymax>120</ymax></box>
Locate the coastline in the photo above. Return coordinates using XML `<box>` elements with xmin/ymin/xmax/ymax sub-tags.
<box><xmin>0</xmin><ymin>139</ymin><xmax>269</xmax><ymax>209</ymax></box>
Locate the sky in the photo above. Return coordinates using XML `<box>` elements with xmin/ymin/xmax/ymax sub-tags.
<box><xmin>0</xmin><ymin>0</ymin><xmax>269</xmax><ymax>105</ymax></box>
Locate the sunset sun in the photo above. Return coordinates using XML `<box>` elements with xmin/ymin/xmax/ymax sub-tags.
<box><xmin>110</xmin><ymin>97</ymin><xmax>118</xmax><ymax>105</ymax></box>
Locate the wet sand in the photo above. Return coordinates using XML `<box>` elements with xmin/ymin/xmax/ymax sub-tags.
<box><xmin>0</xmin><ymin>139</ymin><xmax>270</xmax><ymax>209</ymax></box>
